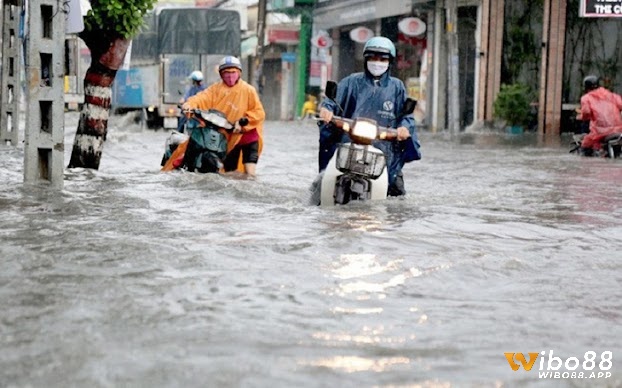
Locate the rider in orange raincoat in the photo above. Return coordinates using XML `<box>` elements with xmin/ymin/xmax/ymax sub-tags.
<box><xmin>163</xmin><ymin>56</ymin><xmax>265</xmax><ymax>176</ymax></box>
<box><xmin>576</xmin><ymin>75</ymin><xmax>622</xmax><ymax>155</ymax></box>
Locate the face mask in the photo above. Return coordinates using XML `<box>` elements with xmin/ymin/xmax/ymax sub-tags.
<box><xmin>221</xmin><ymin>71</ymin><xmax>240</xmax><ymax>87</ymax></box>
<box><xmin>367</xmin><ymin>61</ymin><xmax>389</xmax><ymax>77</ymax></box>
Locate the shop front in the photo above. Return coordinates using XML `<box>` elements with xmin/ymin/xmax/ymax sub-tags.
<box><xmin>313</xmin><ymin>0</ymin><xmax>435</xmax><ymax>126</ymax></box>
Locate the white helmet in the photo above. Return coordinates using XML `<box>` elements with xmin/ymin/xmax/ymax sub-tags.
<box><xmin>218</xmin><ymin>56</ymin><xmax>242</xmax><ymax>72</ymax></box>
<box><xmin>189</xmin><ymin>70</ymin><xmax>204</xmax><ymax>82</ymax></box>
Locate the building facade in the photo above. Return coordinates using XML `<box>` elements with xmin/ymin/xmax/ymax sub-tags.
<box><xmin>60</xmin><ymin>0</ymin><xmax>621</xmax><ymax>132</ymax></box>
<box><xmin>312</xmin><ymin>0</ymin><xmax>481</xmax><ymax>132</ymax></box>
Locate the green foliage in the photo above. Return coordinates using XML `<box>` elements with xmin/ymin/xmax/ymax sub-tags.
<box><xmin>83</xmin><ymin>0</ymin><xmax>157</xmax><ymax>39</ymax></box>
<box><xmin>493</xmin><ymin>83</ymin><xmax>532</xmax><ymax>126</ymax></box>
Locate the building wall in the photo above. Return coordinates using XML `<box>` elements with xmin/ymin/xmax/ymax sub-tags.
<box><xmin>313</xmin><ymin>0</ymin><xmax>438</xmax><ymax>127</ymax></box>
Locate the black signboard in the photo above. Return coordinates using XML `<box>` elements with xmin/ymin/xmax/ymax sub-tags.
<box><xmin>581</xmin><ymin>0</ymin><xmax>622</xmax><ymax>17</ymax></box>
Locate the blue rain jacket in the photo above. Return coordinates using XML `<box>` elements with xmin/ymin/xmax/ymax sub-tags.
<box><xmin>184</xmin><ymin>84</ymin><xmax>207</xmax><ymax>101</ymax></box>
<box><xmin>178</xmin><ymin>84</ymin><xmax>208</xmax><ymax>132</ymax></box>
<box><xmin>318</xmin><ymin>71</ymin><xmax>421</xmax><ymax>185</ymax></box>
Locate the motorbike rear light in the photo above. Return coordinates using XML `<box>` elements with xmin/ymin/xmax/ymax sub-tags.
<box><xmin>335</xmin><ymin>143</ymin><xmax>386</xmax><ymax>179</ymax></box>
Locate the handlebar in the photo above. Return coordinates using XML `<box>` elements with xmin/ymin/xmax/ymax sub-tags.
<box><xmin>334</xmin><ymin>115</ymin><xmax>398</xmax><ymax>138</ymax></box>
<box><xmin>182</xmin><ymin>108</ymin><xmax>248</xmax><ymax>132</ymax></box>
<box><xmin>320</xmin><ymin>115</ymin><xmax>400</xmax><ymax>144</ymax></box>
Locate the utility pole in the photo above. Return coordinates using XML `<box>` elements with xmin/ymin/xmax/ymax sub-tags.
<box><xmin>23</xmin><ymin>0</ymin><xmax>65</xmax><ymax>188</ymax></box>
<box><xmin>1</xmin><ymin>0</ymin><xmax>22</xmax><ymax>145</ymax></box>
<box><xmin>254</xmin><ymin>0</ymin><xmax>267</xmax><ymax>95</ymax></box>
<box><xmin>446</xmin><ymin>0</ymin><xmax>460</xmax><ymax>135</ymax></box>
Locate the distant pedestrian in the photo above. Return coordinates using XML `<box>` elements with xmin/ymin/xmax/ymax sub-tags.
<box><xmin>300</xmin><ymin>94</ymin><xmax>318</xmax><ymax>120</ymax></box>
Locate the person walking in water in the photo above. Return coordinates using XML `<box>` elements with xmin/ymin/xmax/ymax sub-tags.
<box><xmin>182</xmin><ymin>56</ymin><xmax>265</xmax><ymax>176</ymax></box>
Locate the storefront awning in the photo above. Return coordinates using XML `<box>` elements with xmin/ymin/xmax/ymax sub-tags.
<box><xmin>313</xmin><ymin>0</ymin><xmax>412</xmax><ymax>30</ymax></box>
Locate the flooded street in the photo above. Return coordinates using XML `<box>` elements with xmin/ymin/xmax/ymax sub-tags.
<box><xmin>1</xmin><ymin>113</ymin><xmax>620</xmax><ymax>387</ymax></box>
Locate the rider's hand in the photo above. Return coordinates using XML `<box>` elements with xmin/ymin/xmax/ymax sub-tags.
<box><xmin>181</xmin><ymin>102</ymin><xmax>191</xmax><ymax>111</ymax></box>
<box><xmin>233</xmin><ymin>122</ymin><xmax>242</xmax><ymax>134</ymax></box>
<box><xmin>319</xmin><ymin>107</ymin><xmax>334</xmax><ymax>122</ymax></box>
<box><xmin>396</xmin><ymin>126</ymin><xmax>411</xmax><ymax>141</ymax></box>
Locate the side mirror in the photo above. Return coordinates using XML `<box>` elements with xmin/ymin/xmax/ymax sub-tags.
<box><xmin>325</xmin><ymin>81</ymin><xmax>338</xmax><ymax>100</ymax></box>
<box><xmin>402</xmin><ymin>98</ymin><xmax>417</xmax><ymax>116</ymax></box>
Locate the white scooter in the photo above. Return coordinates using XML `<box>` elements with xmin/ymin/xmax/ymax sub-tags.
<box><xmin>313</xmin><ymin>81</ymin><xmax>416</xmax><ymax>206</ymax></box>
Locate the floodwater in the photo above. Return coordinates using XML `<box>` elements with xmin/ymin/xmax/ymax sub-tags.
<box><xmin>0</xmin><ymin>113</ymin><xmax>620</xmax><ymax>388</ymax></box>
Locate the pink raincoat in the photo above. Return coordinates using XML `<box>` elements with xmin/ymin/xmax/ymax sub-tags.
<box><xmin>577</xmin><ymin>87</ymin><xmax>622</xmax><ymax>151</ymax></box>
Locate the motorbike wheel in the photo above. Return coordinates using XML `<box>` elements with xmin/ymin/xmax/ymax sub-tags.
<box><xmin>334</xmin><ymin>175</ymin><xmax>352</xmax><ymax>205</ymax></box>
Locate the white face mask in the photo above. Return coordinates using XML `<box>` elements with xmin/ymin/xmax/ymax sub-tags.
<box><xmin>367</xmin><ymin>61</ymin><xmax>389</xmax><ymax>77</ymax></box>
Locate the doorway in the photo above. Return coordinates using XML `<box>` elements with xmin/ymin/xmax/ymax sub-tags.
<box><xmin>458</xmin><ymin>6</ymin><xmax>477</xmax><ymax>129</ymax></box>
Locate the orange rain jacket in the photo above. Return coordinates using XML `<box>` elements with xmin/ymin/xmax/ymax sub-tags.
<box><xmin>578</xmin><ymin>87</ymin><xmax>622</xmax><ymax>151</ymax></box>
<box><xmin>162</xmin><ymin>79</ymin><xmax>265</xmax><ymax>173</ymax></box>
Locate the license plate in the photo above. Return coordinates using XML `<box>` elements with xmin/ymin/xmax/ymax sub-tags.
<box><xmin>163</xmin><ymin>117</ymin><xmax>178</xmax><ymax>129</ymax></box>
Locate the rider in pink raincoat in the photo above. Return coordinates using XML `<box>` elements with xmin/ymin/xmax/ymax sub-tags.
<box><xmin>577</xmin><ymin>75</ymin><xmax>622</xmax><ymax>154</ymax></box>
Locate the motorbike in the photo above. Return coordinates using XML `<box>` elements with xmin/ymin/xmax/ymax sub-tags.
<box><xmin>161</xmin><ymin>109</ymin><xmax>248</xmax><ymax>173</ymax></box>
<box><xmin>311</xmin><ymin>81</ymin><xmax>417</xmax><ymax>207</ymax></box>
<box><xmin>569</xmin><ymin>132</ymin><xmax>622</xmax><ymax>158</ymax></box>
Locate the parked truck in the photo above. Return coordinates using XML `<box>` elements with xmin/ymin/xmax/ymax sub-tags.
<box><xmin>110</xmin><ymin>7</ymin><xmax>242</xmax><ymax>128</ymax></box>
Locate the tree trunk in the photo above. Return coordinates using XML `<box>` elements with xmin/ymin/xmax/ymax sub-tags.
<box><xmin>68</xmin><ymin>37</ymin><xmax>130</xmax><ymax>169</ymax></box>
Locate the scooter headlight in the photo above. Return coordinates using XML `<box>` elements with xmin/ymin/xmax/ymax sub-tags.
<box><xmin>350</xmin><ymin>119</ymin><xmax>378</xmax><ymax>141</ymax></box>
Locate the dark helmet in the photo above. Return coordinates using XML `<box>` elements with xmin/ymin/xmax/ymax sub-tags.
<box><xmin>583</xmin><ymin>75</ymin><xmax>600</xmax><ymax>91</ymax></box>
<box><xmin>363</xmin><ymin>36</ymin><xmax>396</xmax><ymax>60</ymax></box>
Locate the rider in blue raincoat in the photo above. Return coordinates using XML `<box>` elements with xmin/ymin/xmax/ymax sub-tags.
<box><xmin>177</xmin><ymin>70</ymin><xmax>207</xmax><ymax>133</ymax></box>
<box><xmin>318</xmin><ymin>36</ymin><xmax>421</xmax><ymax>196</ymax></box>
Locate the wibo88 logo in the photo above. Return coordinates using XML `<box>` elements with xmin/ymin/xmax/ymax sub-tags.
<box><xmin>505</xmin><ymin>350</ymin><xmax>613</xmax><ymax>379</ymax></box>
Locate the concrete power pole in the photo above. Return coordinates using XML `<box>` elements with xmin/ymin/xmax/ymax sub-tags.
<box><xmin>446</xmin><ymin>0</ymin><xmax>460</xmax><ymax>135</ymax></box>
<box><xmin>253</xmin><ymin>0</ymin><xmax>267</xmax><ymax>96</ymax></box>
<box><xmin>0</xmin><ymin>0</ymin><xmax>22</xmax><ymax>145</ymax></box>
<box><xmin>23</xmin><ymin>0</ymin><xmax>65</xmax><ymax>188</ymax></box>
